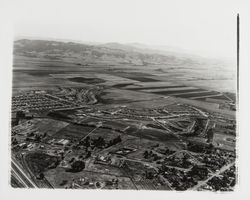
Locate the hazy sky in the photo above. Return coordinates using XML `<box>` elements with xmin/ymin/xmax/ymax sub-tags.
<box><xmin>6</xmin><ymin>0</ymin><xmax>248</xmax><ymax>59</ymax></box>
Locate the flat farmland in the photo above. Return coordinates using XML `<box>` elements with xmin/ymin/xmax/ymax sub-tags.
<box><xmin>101</xmin><ymin>120</ymin><xmax>129</xmax><ymax>130</ymax></box>
<box><xmin>150</xmin><ymin>88</ymin><xmax>205</xmax><ymax>95</ymax></box>
<box><xmin>67</xmin><ymin>77</ymin><xmax>105</xmax><ymax>84</ymax></box>
<box><xmin>128</xmin><ymin>85</ymin><xmax>186</xmax><ymax>90</ymax></box>
<box><xmin>95</xmin><ymin>73</ymin><xmax>139</xmax><ymax>85</ymax></box>
<box><xmin>31</xmin><ymin>118</ymin><xmax>69</xmax><ymax>137</ymax></box>
<box><xmin>111</xmin><ymin>71</ymin><xmax>162</xmax><ymax>83</ymax></box>
<box><xmin>80</xmin><ymin>117</ymin><xmax>103</xmax><ymax>124</ymax></box>
<box><xmin>110</xmin><ymin>136</ymin><xmax>156</xmax><ymax>151</ymax></box>
<box><xmin>13</xmin><ymin>118</ymin><xmax>69</xmax><ymax>137</ymax></box>
<box><xmin>205</xmin><ymin>95</ymin><xmax>231</xmax><ymax>101</ymax></box>
<box><xmin>12</xmin><ymin>70</ymin><xmax>87</xmax><ymax>92</ymax></box>
<box><xmin>99</xmin><ymin>88</ymin><xmax>163</xmax><ymax>104</ymax></box>
<box><xmin>12</xmin><ymin>56</ymin><xmax>99</xmax><ymax>90</ymax></box>
<box><xmin>124</xmin><ymin>76</ymin><xmax>161</xmax><ymax>82</ymax></box>
<box><xmin>85</xmin><ymin>160</ymin><xmax>125</xmax><ymax>177</ymax></box>
<box><xmin>52</xmin><ymin>123</ymin><xmax>95</xmax><ymax>140</ymax></box>
<box><xmin>174</xmin><ymin>91</ymin><xmax>220</xmax><ymax>98</ymax></box>
<box><xmin>87</xmin><ymin>127</ymin><xmax>121</xmax><ymax>140</ymax></box>
<box><xmin>129</xmin><ymin>81</ymin><xmax>181</xmax><ymax>87</ymax></box>
<box><xmin>82</xmin><ymin>117</ymin><xmax>129</xmax><ymax>130</ymax></box>
<box><xmin>179</xmin><ymin>79</ymin><xmax>236</xmax><ymax>93</ymax></box>
<box><xmin>125</xmin><ymin>127</ymin><xmax>179</xmax><ymax>142</ymax></box>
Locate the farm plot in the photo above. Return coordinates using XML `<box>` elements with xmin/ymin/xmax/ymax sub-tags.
<box><xmin>87</xmin><ymin>127</ymin><xmax>121</xmax><ymax>141</ymax></box>
<box><xmin>125</xmin><ymin>77</ymin><xmax>161</xmax><ymax>82</ymax></box>
<box><xmin>128</xmin><ymin>85</ymin><xmax>185</xmax><ymax>90</ymax></box>
<box><xmin>125</xmin><ymin>127</ymin><xmax>179</xmax><ymax>143</ymax></box>
<box><xmin>68</xmin><ymin>77</ymin><xmax>105</xmax><ymax>84</ymax></box>
<box><xmin>130</xmin><ymin>81</ymin><xmax>180</xmax><ymax>87</ymax></box>
<box><xmin>140</xmin><ymin>86</ymin><xmax>197</xmax><ymax>92</ymax></box>
<box><xmin>152</xmin><ymin>89</ymin><xmax>206</xmax><ymax>95</ymax></box>
<box><xmin>174</xmin><ymin>91</ymin><xmax>220</xmax><ymax>98</ymax></box>
<box><xmin>32</xmin><ymin>118</ymin><xmax>69</xmax><ymax>137</ymax></box>
<box><xmin>53</xmin><ymin>123</ymin><xmax>96</xmax><ymax>140</ymax></box>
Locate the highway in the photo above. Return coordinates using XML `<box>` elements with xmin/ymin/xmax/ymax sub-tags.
<box><xmin>11</xmin><ymin>157</ymin><xmax>38</xmax><ymax>188</ymax></box>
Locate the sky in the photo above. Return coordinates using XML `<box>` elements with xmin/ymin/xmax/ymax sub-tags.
<box><xmin>3</xmin><ymin>0</ymin><xmax>248</xmax><ymax>59</ymax></box>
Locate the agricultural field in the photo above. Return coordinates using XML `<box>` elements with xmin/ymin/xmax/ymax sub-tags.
<box><xmin>52</xmin><ymin>124</ymin><xmax>95</xmax><ymax>140</ymax></box>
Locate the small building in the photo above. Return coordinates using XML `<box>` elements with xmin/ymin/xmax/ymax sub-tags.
<box><xmin>55</xmin><ymin>139</ymin><xmax>70</xmax><ymax>146</ymax></box>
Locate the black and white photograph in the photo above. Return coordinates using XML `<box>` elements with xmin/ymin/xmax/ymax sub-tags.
<box><xmin>0</xmin><ymin>0</ymin><xmax>250</xmax><ymax>199</ymax></box>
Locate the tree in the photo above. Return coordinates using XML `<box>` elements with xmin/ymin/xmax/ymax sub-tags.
<box><xmin>145</xmin><ymin>171</ymin><xmax>154</xmax><ymax>179</ymax></box>
<box><xmin>93</xmin><ymin>137</ymin><xmax>105</xmax><ymax>148</ymax></box>
<box><xmin>107</xmin><ymin>135</ymin><xmax>122</xmax><ymax>147</ymax></box>
<box><xmin>43</xmin><ymin>132</ymin><xmax>47</xmax><ymax>138</ymax></box>
<box><xmin>115</xmin><ymin>135</ymin><xmax>122</xmax><ymax>143</ymax></box>
<box><xmin>71</xmin><ymin>160</ymin><xmax>85</xmax><ymax>172</ymax></box>
<box><xmin>34</xmin><ymin>134</ymin><xmax>41</xmax><ymax>142</ymax></box>
<box><xmin>153</xmin><ymin>154</ymin><xmax>159</xmax><ymax>161</ymax></box>
<box><xmin>84</xmin><ymin>136</ymin><xmax>91</xmax><ymax>147</ymax></box>
<box><xmin>96</xmin><ymin>182</ymin><xmax>101</xmax><ymax>188</ymax></box>
<box><xmin>60</xmin><ymin>180</ymin><xmax>68</xmax><ymax>186</ymax></box>
<box><xmin>11</xmin><ymin>138</ymin><xmax>18</xmax><ymax>145</ymax></box>
<box><xmin>28</xmin><ymin>132</ymin><xmax>35</xmax><ymax>137</ymax></box>
<box><xmin>16</xmin><ymin>111</ymin><xmax>25</xmax><ymax>119</ymax></box>
<box><xmin>143</xmin><ymin>151</ymin><xmax>149</xmax><ymax>159</ymax></box>
<box><xmin>69</xmin><ymin>157</ymin><xmax>75</xmax><ymax>163</ymax></box>
<box><xmin>37</xmin><ymin>172</ymin><xmax>44</xmax><ymax>180</ymax></box>
<box><xmin>85</xmin><ymin>151</ymin><xmax>91</xmax><ymax>159</ymax></box>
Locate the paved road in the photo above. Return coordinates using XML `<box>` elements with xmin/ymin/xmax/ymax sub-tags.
<box><xmin>80</xmin><ymin>124</ymin><xmax>101</xmax><ymax>141</ymax></box>
<box><xmin>11</xmin><ymin>170</ymin><xmax>27</xmax><ymax>188</ymax></box>
<box><xmin>122</xmin><ymin>157</ymin><xmax>159</xmax><ymax>171</ymax></box>
<box><xmin>190</xmin><ymin>161</ymin><xmax>235</xmax><ymax>190</ymax></box>
<box><xmin>11</xmin><ymin>158</ymin><xmax>37</xmax><ymax>188</ymax></box>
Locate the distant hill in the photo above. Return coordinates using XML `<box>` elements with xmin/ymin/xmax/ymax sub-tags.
<box><xmin>14</xmin><ymin>39</ymin><xmax>197</xmax><ymax>66</ymax></box>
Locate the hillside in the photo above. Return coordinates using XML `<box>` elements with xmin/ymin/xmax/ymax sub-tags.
<box><xmin>14</xmin><ymin>39</ymin><xmax>196</xmax><ymax>66</ymax></box>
